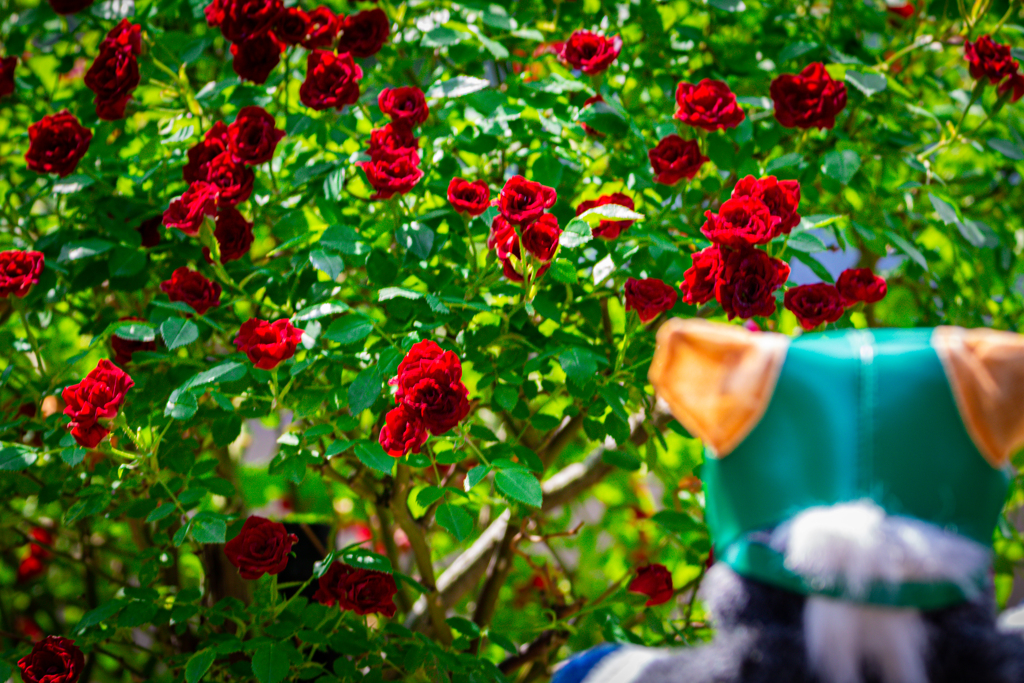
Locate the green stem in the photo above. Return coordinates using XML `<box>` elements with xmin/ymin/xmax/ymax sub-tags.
<box><xmin>13</xmin><ymin>298</ymin><xmax>46</xmax><ymax>375</ymax></box>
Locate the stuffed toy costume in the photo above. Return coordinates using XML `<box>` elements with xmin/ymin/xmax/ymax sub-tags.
<box><xmin>554</xmin><ymin>320</ymin><xmax>1024</xmax><ymax>683</ymax></box>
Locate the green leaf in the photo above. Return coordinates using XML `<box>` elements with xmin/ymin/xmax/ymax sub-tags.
<box><xmin>426</xmin><ymin>75</ymin><xmax>491</xmax><ymax>98</ymax></box>
<box><xmin>785</xmin><ymin>232</ymin><xmax>830</xmax><ymax>253</ymax></box>
<box><xmin>559</xmin><ymin>218</ymin><xmax>593</xmax><ymax>249</ymax></box>
<box><xmin>987</xmin><ymin>138</ymin><xmax>1024</xmax><ymax>160</ymax></box>
<box><xmin>421</xmin><ymin>27</ymin><xmax>466</xmax><ymax>47</ymax></box>
<box><xmin>324</xmin><ymin>315</ymin><xmax>374</xmax><ymax>345</ymax></box>
<box><xmin>928</xmin><ymin>193</ymin><xmax>961</xmax><ymax>226</ymax></box>
<box><xmin>0</xmin><ymin>447</ymin><xmax>37</xmax><ymax>471</ymax></box>
<box><xmin>113</xmin><ymin>321</ymin><xmax>157</xmax><ymax>342</ymax></box>
<box><xmin>465</xmin><ymin>464</ymin><xmax>491</xmax><ymax>491</ymax></box>
<box><xmin>559</xmin><ymin>347</ymin><xmax>601</xmax><ymax>386</ymax></box>
<box><xmin>494</xmin><ymin>469</ymin><xmax>543</xmax><ymax>507</ymax></box>
<box><xmin>576</xmin><ymin>101</ymin><xmax>629</xmax><ymax>136</ymax></box>
<box><xmin>792</xmin><ymin>251</ymin><xmax>835</xmax><ymax>283</ymax></box>
<box><xmin>354</xmin><ymin>442</ymin><xmax>395</xmax><ymax>474</ymax></box>
<box><xmin>777</xmin><ymin>41</ymin><xmax>818</xmax><ymax>63</ymax></box>
<box><xmin>493</xmin><ymin>384</ymin><xmax>519</xmax><ymax>411</ymax></box>
<box><xmin>548</xmin><ymin>258</ymin><xmax>578</xmax><ymax>284</ymax></box>
<box><xmin>251</xmin><ymin>643</ymin><xmax>292</xmax><ymax>683</ymax></box>
<box><xmin>845</xmin><ymin>71</ymin><xmax>887</xmax><ymax>97</ymax></box>
<box><xmin>61</xmin><ymin>447</ymin><xmax>87</xmax><ymax>466</ymax></box>
<box><xmin>161</xmin><ymin>318</ymin><xmax>200</xmax><ymax>350</ymax></box>
<box><xmin>765</xmin><ymin>153</ymin><xmax>804</xmax><ymax>174</ymax></box>
<box><xmin>416</xmin><ymin>485</ymin><xmax>446</xmax><ymax>507</ymax></box>
<box><xmin>173</xmin><ymin>521</ymin><xmax>192</xmax><ymax>546</ymax></box>
<box><xmin>348</xmin><ymin>366</ymin><xmax>383</xmax><ymax>414</ymax></box>
<box><xmin>191</xmin><ymin>513</ymin><xmax>227</xmax><ymax>543</ymax></box>
<box><xmin>884</xmin><ymin>230</ymin><xmax>929</xmax><ymax>271</ymax></box>
<box><xmin>576</xmin><ymin>204</ymin><xmax>644</xmax><ymax>222</ymax></box>
<box><xmin>309</xmin><ymin>249</ymin><xmax>344</xmax><ymax>281</ymax></box>
<box><xmin>651</xmin><ymin>510</ymin><xmax>702</xmax><ymax>534</ymax></box>
<box><xmin>58</xmin><ymin>238</ymin><xmax>115</xmax><ymax>262</ymax></box>
<box><xmin>52</xmin><ymin>174</ymin><xmax>96</xmax><ymax>194</ymax></box>
<box><xmin>186</xmin><ymin>650</ymin><xmax>217</xmax><ymax>683</ymax></box>
<box><xmin>147</xmin><ymin>502</ymin><xmax>177</xmax><ymax>522</ymax></box>
<box><xmin>821</xmin><ymin>150</ymin><xmax>861</xmax><ymax>184</ymax></box>
<box><xmin>108</xmin><ymin>246</ymin><xmax>147</xmax><ymax>278</ymax></box>
<box><xmin>74</xmin><ymin>600</ymin><xmax>124</xmax><ymax>633</ymax></box>
<box><xmin>292</xmin><ymin>302</ymin><xmax>350</xmax><ymax>322</ymax></box>
<box><xmin>341</xmin><ymin>547</ymin><xmax>392</xmax><ymax>573</ymax></box>
<box><xmin>436</xmin><ymin>503</ymin><xmax>474</xmax><ymax>541</ymax></box>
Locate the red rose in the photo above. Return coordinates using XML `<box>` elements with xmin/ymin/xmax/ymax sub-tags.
<box><xmin>447</xmin><ymin>177</ymin><xmax>490</xmax><ymax>216</ymax></box>
<box><xmin>210</xmin><ymin>206</ymin><xmax>255</xmax><ymax>263</ymax></box>
<box><xmin>560</xmin><ymin>30</ymin><xmax>622</xmax><ymax>75</ymax></box>
<box><xmin>163</xmin><ymin>181</ymin><xmax>219</xmax><ymax>236</ymax></box>
<box><xmin>715</xmin><ymin>247</ymin><xmax>790</xmax><ymax>320</ymax></box>
<box><xmin>224</xmin><ymin>515</ymin><xmax>299</xmax><ymax>580</ymax></box>
<box><xmin>0</xmin><ymin>250</ymin><xmax>44</xmax><ymax>298</ymax></box>
<box><xmin>499</xmin><ymin>239</ymin><xmax>550</xmax><ymax>283</ymax></box>
<box><xmin>965</xmin><ymin>34</ymin><xmax>1019</xmax><ymax>85</ymax></box>
<box><xmin>184</xmin><ymin>122</ymin><xmax>230</xmax><ymax>183</ymax></box>
<box><xmin>360</xmin><ymin>155</ymin><xmax>423</xmax><ymax>200</ymax></box>
<box><xmin>624</xmin><ymin>278</ymin><xmax>679</xmax><ymax>323</ymax></box>
<box><xmin>300</xmin><ymin>50</ymin><xmax>363</xmax><ymax>110</ymax></box>
<box><xmin>234</xmin><ymin>317</ymin><xmax>304</xmax><ymax>369</ymax></box>
<box><xmin>379</xmin><ymin>404</ymin><xmax>428</xmax><ymax>457</ymax></box>
<box><xmin>784</xmin><ymin>283</ymin><xmax>846</xmax><ymax>330</ymax></box>
<box><xmin>887</xmin><ymin>2</ymin><xmax>914</xmax><ymax>18</ymax></box>
<box><xmin>498</xmin><ymin>175</ymin><xmax>557</xmax><ymax>226</ymax></box>
<box><xmin>337</xmin><ymin>8</ymin><xmax>390</xmax><ymax>59</ymax></box>
<box><xmin>228</xmin><ymin>106</ymin><xmax>285</xmax><ymax>165</ymax></box>
<box><xmin>391</xmin><ymin>340</ymin><xmax>453</xmax><ymax>397</ymax></box>
<box><xmin>575</xmin><ymin>192</ymin><xmax>634</xmax><ymax>240</ymax></box>
<box><xmin>520</xmin><ymin>213</ymin><xmax>561</xmax><ymax>262</ymax></box>
<box><xmin>17</xmin><ymin>555</ymin><xmax>46</xmax><ymax>583</ymax></box>
<box><xmin>836</xmin><ymin>267</ymin><xmax>887</xmax><ymax>306</ymax></box>
<box><xmin>674</xmin><ymin>79</ymin><xmax>745</xmax><ymax>131</ymax></box>
<box><xmin>390</xmin><ymin>340</ymin><xmax>470</xmax><ymax>435</ymax></box>
<box><xmin>648</xmin><ymin>135</ymin><xmax>707</xmax><ymax>186</ymax></box>
<box><xmin>731</xmin><ymin>175</ymin><xmax>801</xmax><ymax>235</ymax></box>
<box><xmin>378</xmin><ymin>86</ymin><xmax>429</xmax><ymax>129</ymax></box>
<box><xmin>231</xmin><ymin>33</ymin><xmax>282</xmax><ymax>85</ymax></box>
<box><xmin>302</xmin><ymin>6</ymin><xmax>339</xmax><ymax>49</ymax></box>
<box><xmin>205</xmin><ymin>152</ymin><xmax>254</xmax><ymax>206</ymax></box>
<box><xmin>579</xmin><ymin>94</ymin><xmax>604</xmax><ymax>137</ymax></box>
<box><xmin>160</xmin><ymin>267</ymin><xmax>223</xmax><ymax>315</ymax></box>
<box><xmin>217</xmin><ymin>0</ymin><xmax>283</xmax><ymax>42</ymax></box>
<box><xmin>137</xmin><ymin>216</ymin><xmax>162</xmax><ymax>248</ymax></box>
<box><xmin>62</xmin><ymin>359</ymin><xmax>134</xmax><ymax>448</ymax></box>
<box><xmin>701</xmin><ymin>196</ymin><xmax>782</xmax><ymax>247</ymax></box>
<box><xmin>770</xmin><ymin>62</ymin><xmax>848</xmax><ymax>130</ymax></box>
<box><xmin>17</xmin><ymin>636</ymin><xmax>85</xmax><ymax>683</ymax></box>
<box><xmin>84</xmin><ymin>20</ymin><xmax>141</xmax><ymax>120</ymax></box>
<box><xmin>30</xmin><ymin>527</ymin><xmax>54</xmax><ymax>557</ymax></box>
<box><xmin>25</xmin><ymin>110</ymin><xmax>92</xmax><ymax>178</ymax></box>
<box><xmin>111</xmin><ymin>316</ymin><xmax>156</xmax><ymax>366</ymax></box>
<box><xmin>2</xmin><ymin>56</ymin><xmax>18</xmax><ymax>98</ymax></box>
<box><xmin>368</xmin><ymin>124</ymin><xmax>419</xmax><ymax>163</ymax></box>
<box><xmin>313</xmin><ymin>562</ymin><xmax>398</xmax><ymax>617</ymax></box>
<box><xmin>628</xmin><ymin>564</ymin><xmax>674</xmax><ymax>607</ymax></box>
<box><xmin>488</xmin><ymin>215</ymin><xmax>517</xmax><ymax>259</ymax></box>
<box><xmin>679</xmin><ymin>245</ymin><xmax>724</xmax><ymax>306</ymax></box>
<box><xmin>47</xmin><ymin>0</ymin><xmax>93</xmax><ymax>13</ymax></box>
<box><xmin>273</xmin><ymin>6</ymin><xmax>310</xmax><ymax>45</ymax></box>
<box><xmin>999</xmin><ymin>72</ymin><xmax>1024</xmax><ymax>103</ymax></box>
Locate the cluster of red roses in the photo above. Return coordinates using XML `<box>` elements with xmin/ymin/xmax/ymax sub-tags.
<box><xmin>17</xmin><ymin>636</ymin><xmax>85</xmax><ymax>683</ymax></box>
<box><xmin>83</xmin><ymin>19</ymin><xmax>141</xmax><ymax>120</ymax></box>
<box><xmin>61</xmin><ymin>359</ymin><xmax>134</xmax><ymax>448</ymax></box>
<box><xmin>16</xmin><ymin>527</ymin><xmax>54</xmax><ymax>584</ymax></box>
<box><xmin>486</xmin><ymin>176</ymin><xmax>562</xmax><ymax>282</ymax></box>
<box><xmin>965</xmin><ymin>34</ymin><xmax>1024</xmax><ymax>103</ymax></box>
<box><xmin>0</xmin><ymin>250</ymin><xmax>45</xmax><ymax>298</ymax></box>
<box><xmin>379</xmin><ymin>340</ymin><xmax>471</xmax><ymax>458</ymax></box>
<box><xmin>360</xmin><ymin>87</ymin><xmax>429</xmax><ymax>200</ymax></box>
<box><xmin>313</xmin><ymin>561</ymin><xmax>399</xmax><ymax>617</ymax></box>
<box><xmin>224</xmin><ymin>515</ymin><xmax>299</xmax><ymax>579</ymax></box>
<box><xmin>784</xmin><ymin>269</ymin><xmax>887</xmax><ymax>330</ymax></box>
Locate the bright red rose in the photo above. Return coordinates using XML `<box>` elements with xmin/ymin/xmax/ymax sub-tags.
<box><xmin>499</xmin><ymin>176</ymin><xmax>557</xmax><ymax>226</ymax></box>
<box><xmin>770</xmin><ymin>62</ymin><xmax>848</xmax><ymax>130</ymax></box>
<box><xmin>184</xmin><ymin>122</ymin><xmax>230</xmax><ymax>183</ymax></box>
<box><xmin>784</xmin><ymin>283</ymin><xmax>845</xmax><ymax>330</ymax></box>
<box><xmin>0</xmin><ymin>56</ymin><xmax>16</xmax><ymax>98</ymax></box>
<box><xmin>447</xmin><ymin>178</ymin><xmax>490</xmax><ymax>216</ymax></box>
<box><xmin>887</xmin><ymin>2</ymin><xmax>914</xmax><ymax>18</ymax></box>
<box><xmin>17</xmin><ymin>555</ymin><xmax>46</xmax><ymax>583</ymax></box>
<box><xmin>674</xmin><ymin>79</ymin><xmax>745</xmax><ymax>131</ymax></box>
<box><xmin>17</xmin><ymin>636</ymin><xmax>84</xmax><ymax>683</ymax></box>
<box><xmin>360</xmin><ymin>155</ymin><xmax>423</xmax><ymax>200</ymax></box>
<box><xmin>211</xmin><ymin>206</ymin><xmax>255</xmax><ymax>263</ymax></box>
<box><xmin>964</xmin><ymin>35</ymin><xmax>1018</xmax><ymax>85</ymax></box>
<box><xmin>300</xmin><ymin>50</ymin><xmax>363</xmax><ymax>110</ymax></box>
<box><xmin>488</xmin><ymin>215</ymin><xmax>517</xmax><ymax>259</ymax></box>
<box><xmin>628</xmin><ymin>564</ymin><xmax>674</xmax><ymax>607</ymax></box>
<box><xmin>379</xmin><ymin>404</ymin><xmax>428</xmax><ymax>457</ymax></box>
<box><xmin>368</xmin><ymin>124</ymin><xmax>419</xmax><ymax>163</ymax></box>
<box><xmin>679</xmin><ymin>245</ymin><xmax>724</xmax><ymax>306</ymax></box>
<box><xmin>648</xmin><ymin>135</ymin><xmax>707</xmax><ymax>186</ymax></box>
<box><xmin>0</xmin><ymin>250</ymin><xmax>44</xmax><ymax>299</ymax></box>
<box><xmin>337</xmin><ymin>8</ymin><xmax>390</xmax><ymax>58</ymax></box>
<box><xmin>273</xmin><ymin>6</ymin><xmax>310</xmax><ymax>45</ymax></box>
<box><xmin>111</xmin><ymin>316</ymin><xmax>156</xmax><ymax>366</ymax></box>
<box><xmin>160</xmin><ymin>267</ymin><xmax>223</xmax><ymax>315</ymax></box>
<box><xmin>998</xmin><ymin>72</ymin><xmax>1024</xmax><ymax>103</ymax></box>
<box><xmin>579</xmin><ymin>93</ymin><xmax>605</xmax><ymax>137</ymax></box>
<box><xmin>25</xmin><ymin>110</ymin><xmax>92</xmax><ymax>178</ymax></box>
<box><xmin>701</xmin><ymin>196</ymin><xmax>782</xmax><ymax>247</ymax></box>
<box><xmin>624</xmin><ymin>277</ymin><xmax>678</xmax><ymax>323</ymax></box>
<box><xmin>228</xmin><ymin>106</ymin><xmax>285</xmax><ymax>165</ymax></box>
<box><xmin>163</xmin><ymin>181</ymin><xmax>219</xmax><ymax>236</ymax></box>
<box><xmin>137</xmin><ymin>216</ymin><xmax>162</xmax><ymax>248</ymax></box>
<box><xmin>836</xmin><ymin>267</ymin><xmax>887</xmax><ymax>306</ymax></box>
<box><xmin>217</xmin><ymin>0</ymin><xmax>283</xmax><ymax>42</ymax></box>
<box><xmin>560</xmin><ymin>30</ymin><xmax>622</xmax><ymax>75</ymax></box>
<box><xmin>47</xmin><ymin>0</ymin><xmax>93</xmax><ymax>14</ymax></box>
<box><xmin>205</xmin><ymin>152</ymin><xmax>254</xmax><ymax>206</ymax></box>
<box><xmin>62</xmin><ymin>359</ymin><xmax>134</xmax><ymax>448</ymax></box>
<box><xmin>391</xmin><ymin>340</ymin><xmax>452</xmax><ymax>398</ymax></box>
<box><xmin>234</xmin><ymin>317</ymin><xmax>304</xmax><ymax>369</ymax></box>
<box><xmin>715</xmin><ymin>248</ymin><xmax>790</xmax><ymax>320</ymax></box>
<box><xmin>313</xmin><ymin>562</ymin><xmax>398</xmax><ymax>617</ymax></box>
<box><xmin>224</xmin><ymin>515</ymin><xmax>299</xmax><ymax>580</ymax></box>
<box><xmin>302</xmin><ymin>6</ymin><xmax>339</xmax><ymax>49</ymax></box>
<box><xmin>232</xmin><ymin>33</ymin><xmax>282</xmax><ymax>85</ymax></box>
<box><xmin>575</xmin><ymin>193</ymin><xmax>635</xmax><ymax>240</ymax></box>
<box><xmin>378</xmin><ymin>86</ymin><xmax>429</xmax><ymax>129</ymax></box>
<box><xmin>521</xmin><ymin>213</ymin><xmax>561</xmax><ymax>262</ymax></box>
<box><xmin>390</xmin><ymin>340</ymin><xmax>471</xmax><ymax>434</ymax></box>
<box><xmin>731</xmin><ymin>175</ymin><xmax>801</xmax><ymax>235</ymax></box>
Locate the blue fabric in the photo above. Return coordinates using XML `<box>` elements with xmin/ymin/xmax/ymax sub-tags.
<box><xmin>551</xmin><ymin>644</ymin><xmax>621</xmax><ymax>683</ymax></box>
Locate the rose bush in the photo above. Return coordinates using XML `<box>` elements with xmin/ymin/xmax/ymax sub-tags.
<box><xmin>3</xmin><ymin>0</ymin><xmax>1024</xmax><ymax>681</ymax></box>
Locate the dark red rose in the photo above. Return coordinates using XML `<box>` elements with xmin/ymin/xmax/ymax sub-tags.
<box><xmin>579</xmin><ymin>93</ymin><xmax>604</xmax><ymax>137</ymax></box>
<box><xmin>624</xmin><ymin>277</ymin><xmax>679</xmax><ymax>323</ymax></box>
<box><xmin>391</xmin><ymin>341</ymin><xmax>471</xmax><ymax>434</ymax></box>
<box><xmin>360</xmin><ymin>155</ymin><xmax>423</xmax><ymax>200</ymax></box>
<box><xmin>84</xmin><ymin>41</ymin><xmax>140</xmax><ymax>120</ymax></box>
<box><xmin>0</xmin><ymin>250</ymin><xmax>44</xmax><ymax>299</ymax></box>
<box><xmin>560</xmin><ymin>30</ymin><xmax>622</xmax><ymax>75</ymax></box>
<box><xmin>337</xmin><ymin>8</ymin><xmax>390</xmax><ymax>59</ymax></box>
<box><xmin>648</xmin><ymin>135</ymin><xmax>707</xmax><ymax>186</ymax></box>
<box><xmin>498</xmin><ymin>175</ymin><xmax>557</xmax><ymax>226</ymax></box>
<box><xmin>160</xmin><ymin>267</ymin><xmax>223</xmax><ymax>315</ymax></box>
<box><xmin>205</xmin><ymin>153</ymin><xmax>254</xmax><ymax>206</ymax></box>
<box><xmin>231</xmin><ymin>33</ymin><xmax>283</xmax><ymax>85</ymax></box>
<box><xmin>210</xmin><ymin>205</ymin><xmax>255</xmax><ymax>263</ymax></box>
<box><xmin>965</xmin><ymin>34</ymin><xmax>1019</xmax><ymax>85</ymax></box>
<box><xmin>377</xmin><ymin>86</ymin><xmax>429</xmax><ymax>129</ymax></box>
<box><xmin>887</xmin><ymin>2</ymin><xmax>914</xmax><ymax>18</ymax></box>
<box><xmin>300</xmin><ymin>50</ymin><xmax>362</xmax><ymax>111</ymax></box>
<box><xmin>367</xmin><ymin>124</ymin><xmax>419</xmax><ymax>163</ymax></box>
<box><xmin>521</xmin><ymin>213</ymin><xmax>561</xmax><ymax>262</ymax></box>
<box><xmin>731</xmin><ymin>175</ymin><xmax>801</xmax><ymax>235</ymax></box>
<box><xmin>628</xmin><ymin>564</ymin><xmax>673</xmax><ymax>607</ymax></box>
<box><xmin>218</xmin><ymin>0</ymin><xmax>283</xmax><ymax>42</ymax></box>
<box><xmin>205</xmin><ymin>0</ymin><xmax>228</xmax><ymax>26</ymax></box>
<box><xmin>679</xmin><ymin>245</ymin><xmax>724</xmax><ymax>306</ymax></box>
<box><xmin>499</xmin><ymin>238</ymin><xmax>549</xmax><ymax>283</ymax></box>
<box><xmin>999</xmin><ymin>71</ymin><xmax>1024</xmax><ymax>103</ymax></box>
<box><xmin>17</xmin><ymin>556</ymin><xmax>46</xmax><ymax>583</ymax></box>
<box><xmin>184</xmin><ymin>122</ymin><xmax>230</xmax><ymax>183</ymax></box>
<box><xmin>302</xmin><ymin>6</ymin><xmax>339</xmax><ymax>49</ymax></box>
<box><xmin>715</xmin><ymin>247</ymin><xmax>790</xmax><ymax>320</ymax></box>
<box><xmin>770</xmin><ymin>62</ymin><xmax>848</xmax><ymax>130</ymax></box>
<box><xmin>447</xmin><ymin>177</ymin><xmax>490</xmax><ymax>216</ymax></box>
<box><xmin>379</xmin><ymin>404</ymin><xmax>428</xmax><ymax>457</ymax></box>
<box><xmin>47</xmin><ymin>0</ymin><xmax>93</xmax><ymax>14</ymax></box>
<box><xmin>488</xmin><ymin>215</ymin><xmax>517</xmax><ymax>259</ymax></box>
<box><xmin>313</xmin><ymin>562</ymin><xmax>398</xmax><ymax>617</ymax></box>
<box><xmin>1</xmin><ymin>56</ymin><xmax>18</xmax><ymax>98</ymax></box>
<box><xmin>25</xmin><ymin>110</ymin><xmax>92</xmax><ymax>178</ymax></box>
<box><xmin>391</xmin><ymin>340</ymin><xmax>454</xmax><ymax>398</ymax></box>
<box><xmin>273</xmin><ymin>6</ymin><xmax>310</xmax><ymax>45</ymax></box>
<box><xmin>17</xmin><ymin>636</ymin><xmax>84</xmax><ymax>683</ymax></box>
<box><xmin>234</xmin><ymin>317</ymin><xmax>304</xmax><ymax>369</ymax></box>
<box><xmin>29</xmin><ymin>527</ymin><xmax>54</xmax><ymax>558</ymax></box>
<box><xmin>228</xmin><ymin>106</ymin><xmax>285</xmax><ymax>165</ymax></box>
<box><xmin>836</xmin><ymin>267</ymin><xmax>887</xmax><ymax>306</ymax></box>
<box><xmin>575</xmin><ymin>193</ymin><xmax>634</xmax><ymax>240</ymax></box>
<box><xmin>674</xmin><ymin>79</ymin><xmax>745</xmax><ymax>131</ymax></box>
<box><xmin>136</xmin><ymin>216</ymin><xmax>162</xmax><ymax>248</ymax></box>
<box><xmin>701</xmin><ymin>196</ymin><xmax>782</xmax><ymax>247</ymax></box>
<box><xmin>61</xmin><ymin>359</ymin><xmax>134</xmax><ymax>448</ymax></box>
<box><xmin>162</xmin><ymin>181</ymin><xmax>219</xmax><ymax>236</ymax></box>
<box><xmin>111</xmin><ymin>316</ymin><xmax>156</xmax><ymax>366</ymax></box>
<box><xmin>224</xmin><ymin>515</ymin><xmax>298</xmax><ymax>580</ymax></box>
<box><xmin>784</xmin><ymin>283</ymin><xmax>845</xmax><ymax>330</ymax></box>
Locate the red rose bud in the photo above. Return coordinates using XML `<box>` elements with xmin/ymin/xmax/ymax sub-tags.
<box><xmin>998</xmin><ymin>71</ymin><xmax>1024</xmax><ymax>103</ymax></box>
<box><xmin>648</xmin><ymin>134</ymin><xmax>707</xmax><ymax>186</ymax></box>
<box><xmin>628</xmin><ymin>564</ymin><xmax>674</xmax><ymax>607</ymax></box>
<box><xmin>184</xmin><ymin>122</ymin><xmax>230</xmax><ymax>183</ymax></box>
<box><xmin>965</xmin><ymin>34</ymin><xmax>1019</xmax><ymax>85</ymax></box>
<box><xmin>679</xmin><ymin>245</ymin><xmax>724</xmax><ymax>306</ymax></box>
<box><xmin>47</xmin><ymin>0</ymin><xmax>94</xmax><ymax>14</ymax></box>
<box><xmin>25</xmin><ymin>110</ymin><xmax>92</xmax><ymax>178</ymax></box>
<box><xmin>228</xmin><ymin>106</ymin><xmax>285</xmax><ymax>165</ymax></box>
<box><xmin>579</xmin><ymin>93</ymin><xmax>605</xmax><ymax>137</ymax></box>
<box><xmin>701</xmin><ymin>196</ymin><xmax>782</xmax><ymax>247</ymax></box>
<box><xmin>377</xmin><ymin>86</ymin><xmax>429</xmax><ymax>129</ymax></box>
<box><xmin>836</xmin><ymin>267</ymin><xmax>887</xmax><ymax>306</ymax></box>
<box><xmin>300</xmin><ymin>50</ymin><xmax>363</xmax><ymax>110</ymax></box>
<box><xmin>163</xmin><ymin>181</ymin><xmax>219</xmax><ymax>236</ymax></box>
<box><xmin>784</xmin><ymin>283</ymin><xmax>846</xmax><ymax>330</ymax></box>
<box><xmin>29</xmin><ymin>527</ymin><xmax>54</xmax><ymax>557</ymax></box>
<box><xmin>560</xmin><ymin>30</ymin><xmax>622</xmax><ymax>75</ymax></box>
<box><xmin>111</xmin><ymin>316</ymin><xmax>156</xmax><ymax>365</ymax></box>
<box><xmin>498</xmin><ymin>175</ymin><xmax>557</xmax><ymax>226</ymax></box>
<box><xmin>231</xmin><ymin>33</ymin><xmax>283</xmax><ymax>85</ymax></box>
<box><xmin>16</xmin><ymin>616</ymin><xmax>45</xmax><ymax>643</ymax></box>
<box><xmin>360</xmin><ymin>155</ymin><xmax>423</xmax><ymax>200</ymax></box>
<box><xmin>61</xmin><ymin>359</ymin><xmax>134</xmax><ymax>448</ymax></box>
<box><xmin>521</xmin><ymin>213</ymin><xmax>561</xmax><ymax>262</ymax></box>
<box><xmin>624</xmin><ymin>277</ymin><xmax>678</xmax><ymax>323</ymax></box>
<box><xmin>731</xmin><ymin>175</ymin><xmax>801</xmax><ymax>235</ymax></box>
<box><xmin>0</xmin><ymin>250</ymin><xmax>44</xmax><ymax>299</ymax></box>
<box><xmin>217</xmin><ymin>0</ymin><xmax>283</xmax><ymax>43</ymax></box>
<box><xmin>302</xmin><ymin>6</ymin><xmax>339</xmax><ymax>49</ymax></box>
<box><xmin>84</xmin><ymin>20</ymin><xmax>142</xmax><ymax>120</ymax></box>
<box><xmin>715</xmin><ymin>247</ymin><xmax>790</xmax><ymax>320</ymax></box>
<box><xmin>205</xmin><ymin>152</ymin><xmax>254</xmax><ymax>205</ymax></box>
<box><xmin>160</xmin><ymin>267</ymin><xmax>223</xmax><ymax>315</ymax></box>
<box><xmin>273</xmin><ymin>6</ymin><xmax>310</xmax><ymax>45</ymax></box>
<box><xmin>17</xmin><ymin>636</ymin><xmax>85</xmax><ymax>683</ymax></box>
<box><xmin>447</xmin><ymin>177</ymin><xmax>490</xmax><ymax>216</ymax></box>
<box><xmin>337</xmin><ymin>8</ymin><xmax>390</xmax><ymax>59</ymax></box>
<box><xmin>575</xmin><ymin>193</ymin><xmax>635</xmax><ymax>240</ymax></box>
<box><xmin>211</xmin><ymin>205</ymin><xmax>255</xmax><ymax>262</ymax></box>
<box><xmin>313</xmin><ymin>562</ymin><xmax>398</xmax><ymax>617</ymax></box>
<box><xmin>1</xmin><ymin>56</ymin><xmax>16</xmax><ymax>98</ymax></box>
<box><xmin>379</xmin><ymin>404</ymin><xmax>428</xmax><ymax>457</ymax></box>
<box><xmin>770</xmin><ymin>62</ymin><xmax>848</xmax><ymax>130</ymax></box>
<box><xmin>234</xmin><ymin>317</ymin><xmax>303</xmax><ymax>369</ymax></box>
<box><xmin>368</xmin><ymin>124</ymin><xmax>419</xmax><ymax>163</ymax></box>
<box><xmin>674</xmin><ymin>79</ymin><xmax>745</xmax><ymax>131</ymax></box>
<box><xmin>136</xmin><ymin>216</ymin><xmax>162</xmax><ymax>248</ymax></box>
<box><xmin>224</xmin><ymin>515</ymin><xmax>299</xmax><ymax>580</ymax></box>
<box><xmin>886</xmin><ymin>1</ymin><xmax>914</xmax><ymax>18</ymax></box>
<box><xmin>17</xmin><ymin>555</ymin><xmax>46</xmax><ymax>583</ymax></box>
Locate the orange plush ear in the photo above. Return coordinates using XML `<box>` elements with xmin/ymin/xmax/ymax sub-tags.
<box><xmin>933</xmin><ymin>327</ymin><xmax>1024</xmax><ymax>469</ymax></box>
<box><xmin>648</xmin><ymin>319</ymin><xmax>790</xmax><ymax>458</ymax></box>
